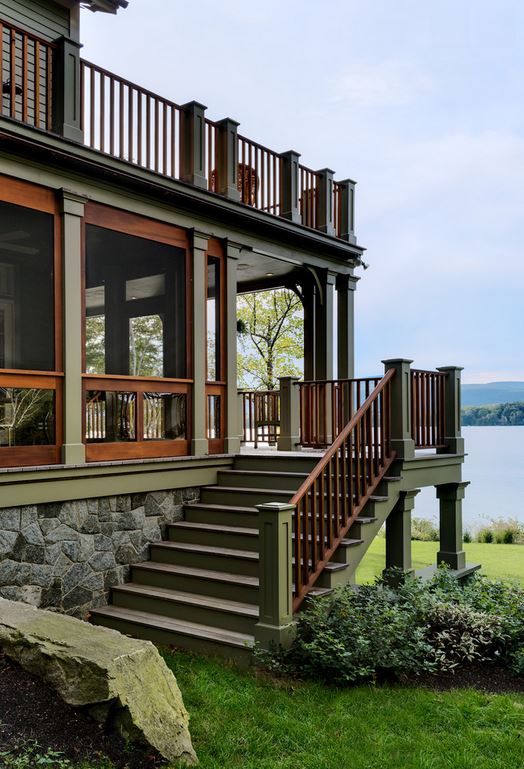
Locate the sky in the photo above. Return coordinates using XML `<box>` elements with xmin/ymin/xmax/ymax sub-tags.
<box><xmin>80</xmin><ymin>0</ymin><xmax>524</xmax><ymax>384</ymax></box>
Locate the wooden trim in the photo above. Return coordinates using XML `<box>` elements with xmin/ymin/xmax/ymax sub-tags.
<box><xmin>83</xmin><ymin>376</ymin><xmax>191</xmax><ymax>391</ymax></box>
<box><xmin>0</xmin><ymin>446</ymin><xmax>60</xmax><ymax>468</ymax></box>
<box><xmin>206</xmin><ymin>382</ymin><xmax>225</xmax><ymax>455</ymax></box>
<box><xmin>84</xmin><ymin>203</ymin><xmax>189</xmax><ymax>249</ymax></box>
<box><xmin>86</xmin><ymin>440</ymin><xmax>190</xmax><ymax>462</ymax></box>
<box><xmin>0</xmin><ymin>175</ymin><xmax>58</xmax><ymax>214</ymax></box>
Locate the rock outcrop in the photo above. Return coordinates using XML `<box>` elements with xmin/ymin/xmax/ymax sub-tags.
<box><xmin>0</xmin><ymin>598</ymin><xmax>197</xmax><ymax>765</ymax></box>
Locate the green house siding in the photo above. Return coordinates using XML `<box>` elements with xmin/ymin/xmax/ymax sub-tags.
<box><xmin>0</xmin><ymin>0</ymin><xmax>70</xmax><ymax>41</ymax></box>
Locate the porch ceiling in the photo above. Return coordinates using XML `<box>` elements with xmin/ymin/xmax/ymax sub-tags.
<box><xmin>237</xmin><ymin>250</ymin><xmax>298</xmax><ymax>293</ymax></box>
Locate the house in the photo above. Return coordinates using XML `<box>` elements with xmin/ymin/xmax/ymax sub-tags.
<box><xmin>0</xmin><ymin>0</ymin><xmax>475</xmax><ymax>660</ymax></box>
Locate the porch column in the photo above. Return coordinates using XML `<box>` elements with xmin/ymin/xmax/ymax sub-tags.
<box><xmin>384</xmin><ymin>489</ymin><xmax>419</xmax><ymax>582</ymax></box>
<box><xmin>336</xmin><ymin>273</ymin><xmax>358</xmax><ymax>379</ymax></box>
<box><xmin>382</xmin><ymin>358</ymin><xmax>415</xmax><ymax>459</ymax></box>
<box><xmin>60</xmin><ymin>190</ymin><xmax>86</xmax><ymax>465</ymax></box>
<box><xmin>436</xmin><ymin>482</ymin><xmax>468</xmax><ymax>570</ymax></box>
<box><xmin>192</xmin><ymin>232</ymin><xmax>209</xmax><ymax>456</ymax></box>
<box><xmin>278</xmin><ymin>376</ymin><xmax>300</xmax><ymax>451</ymax></box>
<box><xmin>437</xmin><ymin>366</ymin><xmax>465</xmax><ymax>455</ymax></box>
<box><xmin>255</xmin><ymin>502</ymin><xmax>296</xmax><ymax>650</ymax></box>
<box><xmin>52</xmin><ymin>37</ymin><xmax>83</xmax><ymax>142</ymax></box>
<box><xmin>225</xmin><ymin>242</ymin><xmax>241</xmax><ymax>453</ymax></box>
<box><xmin>302</xmin><ymin>280</ymin><xmax>316</xmax><ymax>381</ymax></box>
<box><xmin>314</xmin><ymin>270</ymin><xmax>336</xmax><ymax>381</ymax></box>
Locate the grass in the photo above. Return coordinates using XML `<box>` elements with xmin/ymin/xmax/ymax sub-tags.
<box><xmin>163</xmin><ymin>651</ymin><xmax>524</xmax><ymax>769</ymax></box>
<box><xmin>356</xmin><ymin>539</ymin><xmax>524</xmax><ymax>585</ymax></box>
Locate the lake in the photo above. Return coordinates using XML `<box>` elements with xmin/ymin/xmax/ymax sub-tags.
<box><xmin>414</xmin><ymin>426</ymin><xmax>524</xmax><ymax>530</ymax></box>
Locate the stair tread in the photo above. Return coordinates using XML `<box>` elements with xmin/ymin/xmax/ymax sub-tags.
<box><xmin>354</xmin><ymin>516</ymin><xmax>377</xmax><ymax>524</ymax></box>
<box><xmin>185</xmin><ymin>502</ymin><xmax>257</xmax><ymax>514</ymax></box>
<box><xmin>91</xmin><ymin>606</ymin><xmax>254</xmax><ymax>649</ymax></box>
<box><xmin>323</xmin><ymin>561</ymin><xmax>348</xmax><ymax>572</ymax></box>
<box><xmin>133</xmin><ymin>561</ymin><xmax>259</xmax><ymax>586</ymax></box>
<box><xmin>220</xmin><ymin>469</ymin><xmax>308</xmax><ymax>479</ymax></box>
<box><xmin>151</xmin><ymin>541</ymin><xmax>258</xmax><ymax>561</ymax></box>
<box><xmin>112</xmin><ymin>584</ymin><xmax>258</xmax><ymax>617</ymax></box>
<box><xmin>169</xmin><ymin>521</ymin><xmax>258</xmax><ymax>537</ymax></box>
<box><xmin>340</xmin><ymin>538</ymin><xmax>364</xmax><ymax>547</ymax></box>
<box><xmin>203</xmin><ymin>485</ymin><xmax>295</xmax><ymax>496</ymax></box>
<box><xmin>369</xmin><ymin>495</ymin><xmax>389</xmax><ymax>502</ymax></box>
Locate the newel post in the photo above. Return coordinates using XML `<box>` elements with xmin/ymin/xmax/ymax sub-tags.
<box><xmin>382</xmin><ymin>358</ymin><xmax>415</xmax><ymax>459</ymax></box>
<box><xmin>436</xmin><ymin>481</ymin><xmax>469</xmax><ymax>570</ymax></box>
<box><xmin>437</xmin><ymin>366</ymin><xmax>465</xmax><ymax>454</ymax></box>
<box><xmin>52</xmin><ymin>37</ymin><xmax>83</xmax><ymax>142</ymax></box>
<box><xmin>215</xmin><ymin>118</ymin><xmax>240</xmax><ymax>201</ymax></box>
<box><xmin>255</xmin><ymin>503</ymin><xmax>296</xmax><ymax>650</ymax></box>
<box><xmin>316</xmin><ymin>168</ymin><xmax>335</xmax><ymax>236</ymax></box>
<box><xmin>337</xmin><ymin>179</ymin><xmax>357</xmax><ymax>244</ymax></box>
<box><xmin>280</xmin><ymin>151</ymin><xmax>301</xmax><ymax>223</ymax></box>
<box><xmin>180</xmin><ymin>101</ymin><xmax>207</xmax><ymax>189</ymax></box>
<box><xmin>277</xmin><ymin>377</ymin><xmax>301</xmax><ymax>451</ymax></box>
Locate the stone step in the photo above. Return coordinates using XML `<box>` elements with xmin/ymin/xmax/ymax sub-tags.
<box><xmin>149</xmin><ymin>541</ymin><xmax>259</xmax><ymax>577</ymax></box>
<box><xmin>111</xmin><ymin>583</ymin><xmax>258</xmax><ymax>635</ymax></box>
<box><xmin>90</xmin><ymin>606</ymin><xmax>254</xmax><ymax>663</ymax></box>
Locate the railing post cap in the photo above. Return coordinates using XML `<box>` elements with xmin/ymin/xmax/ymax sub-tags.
<box><xmin>436</xmin><ymin>365</ymin><xmax>464</xmax><ymax>373</ymax></box>
<box><xmin>181</xmin><ymin>100</ymin><xmax>207</xmax><ymax>112</ymax></box>
<box><xmin>382</xmin><ymin>358</ymin><xmax>413</xmax><ymax>365</ymax></box>
<box><xmin>317</xmin><ymin>167</ymin><xmax>336</xmax><ymax>175</ymax></box>
<box><xmin>216</xmin><ymin>117</ymin><xmax>240</xmax><ymax>128</ymax></box>
<box><xmin>280</xmin><ymin>149</ymin><xmax>301</xmax><ymax>158</ymax></box>
<box><xmin>278</xmin><ymin>375</ymin><xmax>301</xmax><ymax>383</ymax></box>
<box><xmin>338</xmin><ymin>177</ymin><xmax>357</xmax><ymax>186</ymax></box>
<box><xmin>255</xmin><ymin>502</ymin><xmax>295</xmax><ymax>513</ymax></box>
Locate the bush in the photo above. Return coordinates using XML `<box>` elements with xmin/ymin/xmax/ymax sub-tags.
<box><xmin>257</xmin><ymin>569</ymin><xmax>524</xmax><ymax>684</ymax></box>
<box><xmin>477</xmin><ymin>518</ymin><xmax>524</xmax><ymax>545</ymax></box>
<box><xmin>411</xmin><ymin>517</ymin><xmax>439</xmax><ymax>541</ymax></box>
<box><xmin>463</xmin><ymin>530</ymin><xmax>472</xmax><ymax>543</ymax></box>
<box><xmin>478</xmin><ymin>527</ymin><xmax>494</xmax><ymax>543</ymax></box>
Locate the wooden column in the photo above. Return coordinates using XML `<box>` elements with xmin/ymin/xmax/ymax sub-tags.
<box><xmin>384</xmin><ymin>490</ymin><xmax>419</xmax><ymax>582</ymax></box>
<box><xmin>436</xmin><ymin>482</ymin><xmax>468</xmax><ymax>570</ymax></box>
<box><xmin>316</xmin><ymin>168</ymin><xmax>335</xmax><ymax>236</ymax></box>
<box><xmin>437</xmin><ymin>366</ymin><xmax>465</xmax><ymax>455</ymax></box>
<box><xmin>192</xmin><ymin>232</ymin><xmax>209</xmax><ymax>456</ymax></box>
<box><xmin>225</xmin><ymin>242</ymin><xmax>240</xmax><ymax>453</ymax></box>
<box><xmin>336</xmin><ymin>273</ymin><xmax>358</xmax><ymax>379</ymax></box>
<box><xmin>215</xmin><ymin>118</ymin><xmax>240</xmax><ymax>201</ymax></box>
<box><xmin>382</xmin><ymin>358</ymin><xmax>415</xmax><ymax>459</ymax></box>
<box><xmin>337</xmin><ymin>178</ymin><xmax>357</xmax><ymax>244</ymax></box>
<box><xmin>314</xmin><ymin>270</ymin><xmax>336</xmax><ymax>381</ymax></box>
<box><xmin>280</xmin><ymin>150</ymin><xmax>301</xmax><ymax>223</ymax></box>
<box><xmin>277</xmin><ymin>376</ymin><xmax>300</xmax><ymax>451</ymax></box>
<box><xmin>52</xmin><ymin>36</ymin><xmax>83</xmax><ymax>142</ymax></box>
<box><xmin>60</xmin><ymin>190</ymin><xmax>86</xmax><ymax>465</ymax></box>
<box><xmin>180</xmin><ymin>101</ymin><xmax>207</xmax><ymax>189</ymax></box>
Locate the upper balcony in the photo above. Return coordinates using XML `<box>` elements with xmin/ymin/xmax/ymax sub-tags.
<box><xmin>0</xmin><ymin>17</ymin><xmax>357</xmax><ymax>244</ymax></box>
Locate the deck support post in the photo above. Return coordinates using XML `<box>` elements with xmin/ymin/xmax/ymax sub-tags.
<box><xmin>225</xmin><ymin>242</ymin><xmax>241</xmax><ymax>453</ymax></box>
<box><xmin>180</xmin><ymin>101</ymin><xmax>207</xmax><ymax>189</ymax></box>
<box><xmin>437</xmin><ymin>366</ymin><xmax>465</xmax><ymax>454</ymax></box>
<box><xmin>215</xmin><ymin>118</ymin><xmax>240</xmax><ymax>201</ymax></box>
<box><xmin>382</xmin><ymin>358</ymin><xmax>415</xmax><ymax>459</ymax></box>
<box><xmin>60</xmin><ymin>191</ymin><xmax>86</xmax><ymax>465</ymax></box>
<box><xmin>384</xmin><ymin>489</ymin><xmax>419</xmax><ymax>582</ymax></box>
<box><xmin>436</xmin><ymin>482</ymin><xmax>468</xmax><ymax>569</ymax></box>
<box><xmin>336</xmin><ymin>273</ymin><xmax>358</xmax><ymax>380</ymax></box>
<box><xmin>52</xmin><ymin>36</ymin><xmax>83</xmax><ymax>143</ymax></box>
<box><xmin>191</xmin><ymin>232</ymin><xmax>209</xmax><ymax>456</ymax></box>
<box><xmin>337</xmin><ymin>179</ymin><xmax>357</xmax><ymax>244</ymax></box>
<box><xmin>278</xmin><ymin>377</ymin><xmax>301</xmax><ymax>451</ymax></box>
<box><xmin>255</xmin><ymin>502</ymin><xmax>296</xmax><ymax>650</ymax></box>
<box><xmin>280</xmin><ymin>150</ymin><xmax>301</xmax><ymax>223</ymax></box>
<box><xmin>316</xmin><ymin>168</ymin><xmax>336</xmax><ymax>236</ymax></box>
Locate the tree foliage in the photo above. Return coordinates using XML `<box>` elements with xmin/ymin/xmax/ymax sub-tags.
<box><xmin>461</xmin><ymin>401</ymin><xmax>524</xmax><ymax>426</ymax></box>
<box><xmin>237</xmin><ymin>289</ymin><xmax>303</xmax><ymax>390</ymax></box>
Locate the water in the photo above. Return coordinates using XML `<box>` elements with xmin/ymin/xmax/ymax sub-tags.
<box><xmin>414</xmin><ymin>426</ymin><xmax>524</xmax><ymax>530</ymax></box>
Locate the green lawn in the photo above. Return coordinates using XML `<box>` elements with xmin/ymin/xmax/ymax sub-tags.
<box><xmin>165</xmin><ymin>651</ymin><xmax>524</xmax><ymax>769</ymax></box>
<box><xmin>356</xmin><ymin>539</ymin><xmax>524</xmax><ymax>585</ymax></box>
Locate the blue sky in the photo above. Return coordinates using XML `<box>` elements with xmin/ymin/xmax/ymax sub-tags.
<box><xmin>81</xmin><ymin>0</ymin><xmax>523</xmax><ymax>383</ymax></box>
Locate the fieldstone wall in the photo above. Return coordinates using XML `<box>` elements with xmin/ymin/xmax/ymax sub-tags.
<box><xmin>0</xmin><ymin>487</ymin><xmax>199</xmax><ymax>617</ymax></box>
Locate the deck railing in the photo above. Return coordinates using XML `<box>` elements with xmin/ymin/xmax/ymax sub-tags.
<box><xmin>298</xmin><ymin>377</ymin><xmax>381</xmax><ymax>448</ymax></box>
<box><xmin>239</xmin><ymin>390</ymin><xmax>280</xmax><ymax>447</ymax></box>
<box><xmin>291</xmin><ymin>369</ymin><xmax>395</xmax><ymax>609</ymax></box>
<box><xmin>411</xmin><ymin>369</ymin><xmax>447</xmax><ymax>449</ymax></box>
<box><xmin>0</xmin><ymin>20</ymin><xmax>54</xmax><ymax>130</ymax></box>
<box><xmin>298</xmin><ymin>164</ymin><xmax>318</xmax><ymax>229</ymax></box>
<box><xmin>238</xmin><ymin>134</ymin><xmax>281</xmax><ymax>214</ymax></box>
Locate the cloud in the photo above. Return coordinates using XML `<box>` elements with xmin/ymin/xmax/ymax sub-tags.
<box><xmin>331</xmin><ymin>60</ymin><xmax>433</xmax><ymax>107</ymax></box>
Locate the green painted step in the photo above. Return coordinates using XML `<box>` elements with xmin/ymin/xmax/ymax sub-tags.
<box><xmin>200</xmin><ymin>485</ymin><xmax>295</xmax><ymax>507</ymax></box>
<box><xmin>217</xmin><ymin>469</ymin><xmax>308</xmax><ymax>491</ymax></box>
<box><xmin>183</xmin><ymin>502</ymin><xmax>258</xmax><ymax>528</ymax></box>
<box><xmin>131</xmin><ymin>561</ymin><xmax>259</xmax><ymax>603</ymax></box>
<box><xmin>167</xmin><ymin>521</ymin><xmax>259</xmax><ymax>551</ymax></box>
<box><xmin>149</xmin><ymin>541</ymin><xmax>259</xmax><ymax>577</ymax></box>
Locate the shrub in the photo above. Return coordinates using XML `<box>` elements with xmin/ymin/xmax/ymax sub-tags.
<box><xmin>257</xmin><ymin>569</ymin><xmax>524</xmax><ymax>684</ymax></box>
<box><xmin>411</xmin><ymin>517</ymin><xmax>439</xmax><ymax>541</ymax></box>
<box><xmin>478</xmin><ymin>527</ymin><xmax>494</xmax><ymax>543</ymax></box>
<box><xmin>477</xmin><ymin>518</ymin><xmax>524</xmax><ymax>545</ymax></box>
<box><xmin>463</xmin><ymin>530</ymin><xmax>472</xmax><ymax>543</ymax></box>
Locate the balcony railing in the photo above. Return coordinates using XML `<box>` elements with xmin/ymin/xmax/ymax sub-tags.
<box><xmin>411</xmin><ymin>368</ymin><xmax>447</xmax><ymax>449</ymax></box>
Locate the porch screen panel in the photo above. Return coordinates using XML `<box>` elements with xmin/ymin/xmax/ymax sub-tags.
<box><xmin>0</xmin><ymin>200</ymin><xmax>54</xmax><ymax>371</ymax></box>
<box><xmin>85</xmin><ymin>225</ymin><xmax>186</xmax><ymax>378</ymax></box>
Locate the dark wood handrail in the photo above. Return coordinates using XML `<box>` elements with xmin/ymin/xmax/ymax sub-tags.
<box><xmin>291</xmin><ymin>368</ymin><xmax>396</xmax><ymax>610</ymax></box>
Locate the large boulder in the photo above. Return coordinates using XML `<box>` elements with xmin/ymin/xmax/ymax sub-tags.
<box><xmin>0</xmin><ymin>598</ymin><xmax>197</xmax><ymax>765</ymax></box>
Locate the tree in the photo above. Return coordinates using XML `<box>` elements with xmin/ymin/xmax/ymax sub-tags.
<box><xmin>237</xmin><ymin>288</ymin><xmax>303</xmax><ymax>390</ymax></box>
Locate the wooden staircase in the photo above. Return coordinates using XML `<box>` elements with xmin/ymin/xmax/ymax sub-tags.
<box><xmin>91</xmin><ymin>453</ymin><xmax>402</xmax><ymax>662</ymax></box>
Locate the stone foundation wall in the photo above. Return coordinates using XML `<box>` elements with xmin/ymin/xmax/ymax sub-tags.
<box><xmin>0</xmin><ymin>487</ymin><xmax>199</xmax><ymax>617</ymax></box>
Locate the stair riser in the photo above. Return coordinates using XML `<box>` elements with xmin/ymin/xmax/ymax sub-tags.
<box><xmin>149</xmin><ymin>545</ymin><xmax>259</xmax><ymax>577</ymax></box>
<box><xmin>200</xmin><ymin>488</ymin><xmax>293</xmax><ymax>507</ymax></box>
<box><xmin>234</xmin><ymin>456</ymin><xmax>319</xmax><ymax>474</ymax></box>
<box><xmin>217</xmin><ymin>470</ymin><xmax>306</xmax><ymax>491</ymax></box>
<box><xmin>317</xmin><ymin>566</ymin><xmax>355</xmax><ymax>590</ymax></box>
<box><xmin>184</xmin><ymin>507</ymin><xmax>259</xmax><ymax>529</ymax></box>
<box><xmin>111</xmin><ymin>591</ymin><xmax>258</xmax><ymax>635</ymax></box>
<box><xmin>91</xmin><ymin>614</ymin><xmax>253</xmax><ymax>666</ymax></box>
<box><xmin>167</xmin><ymin>525</ymin><xmax>259</xmax><ymax>552</ymax></box>
<box><xmin>131</xmin><ymin>567</ymin><xmax>259</xmax><ymax>603</ymax></box>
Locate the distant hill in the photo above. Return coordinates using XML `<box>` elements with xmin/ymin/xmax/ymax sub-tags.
<box><xmin>462</xmin><ymin>402</ymin><xmax>524</xmax><ymax>426</ymax></box>
<box><xmin>462</xmin><ymin>381</ymin><xmax>524</xmax><ymax>407</ymax></box>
